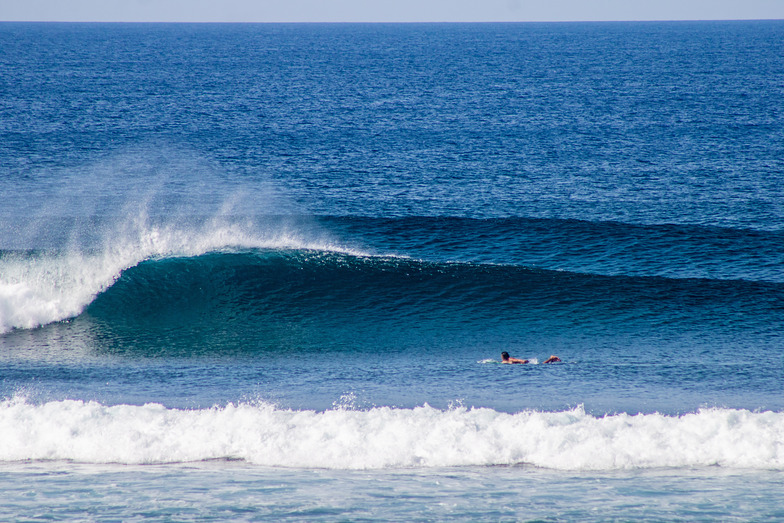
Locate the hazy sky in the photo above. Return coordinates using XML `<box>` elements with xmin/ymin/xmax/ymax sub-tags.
<box><xmin>2</xmin><ymin>0</ymin><xmax>784</xmax><ymax>23</ymax></box>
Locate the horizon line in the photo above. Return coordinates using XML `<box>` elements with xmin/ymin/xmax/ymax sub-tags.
<box><xmin>2</xmin><ymin>18</ymin><xmax>783</xmax><ymax>24</ymax></box>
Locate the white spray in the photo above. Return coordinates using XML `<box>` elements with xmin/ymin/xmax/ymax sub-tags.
<box><xmin>0</xmin><ymin>146</ymin><xmax>360</xmax><ymax>333</ymax></box>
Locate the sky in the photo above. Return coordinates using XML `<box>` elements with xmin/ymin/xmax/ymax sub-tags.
<box><xmin>2</xmin><ymin>0</ymin><xmax>784</xmax><ymax>23</ymax></box>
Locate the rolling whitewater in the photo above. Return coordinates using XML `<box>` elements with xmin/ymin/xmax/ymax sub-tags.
<box><xmin>1</xmin><ymin>21</ymin><xmax>783</xmax><ymax>520</ymax></box>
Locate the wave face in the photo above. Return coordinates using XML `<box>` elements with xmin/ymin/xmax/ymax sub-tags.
<box><xmin>2</xmin><ymin>222</ymin><xmax>782</xmax><ymax>356</ymax></box>
<box><xmin>2</xmin><ymin>397</ymin><xmax>783</xmax><ymax>470</ymax></box>
<box><xmin>52</xmin><ymin>247</ymin><xmax>778</xmax><ymax>356</ymax></box>
<box><xmin>87</xmin><ymin>248</ymin><xmax>782</xmax><ymax>329</ymax></box>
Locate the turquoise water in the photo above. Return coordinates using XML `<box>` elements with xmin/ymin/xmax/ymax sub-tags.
<box><xmin>1</xmin><ymin>21</ymin><xmax>783</xmax><ymax>520</ymax></box>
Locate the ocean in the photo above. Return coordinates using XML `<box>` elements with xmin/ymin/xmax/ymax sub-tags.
<box><xmin>1</xmin><ymin>20</ymin><xmax>783</xmax><ymax>520</ymax></box>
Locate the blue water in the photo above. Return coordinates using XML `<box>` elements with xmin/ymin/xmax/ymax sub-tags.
<box><xmin>1</xmin><ymin>21</ymin><xmax>783</xmax><ymax>520</ymax></box>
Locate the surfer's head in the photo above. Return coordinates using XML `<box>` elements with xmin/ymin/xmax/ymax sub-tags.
<box><xmin>501</xmin><ymin>352</ymin><xmax>510</xmax><ymax>361</ymax></box>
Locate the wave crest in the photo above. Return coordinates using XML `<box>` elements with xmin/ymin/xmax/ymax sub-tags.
<box><xmin>0</xmin><ymin>216</ymin><xmax>365</xmax><ymax>334</ymax></box>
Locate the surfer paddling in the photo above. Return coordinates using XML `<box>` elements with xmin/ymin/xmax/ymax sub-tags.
<box><xmin>501</xmin><ymin>352</ymin><xmax>561</xmax><ymax>364</ymax></box>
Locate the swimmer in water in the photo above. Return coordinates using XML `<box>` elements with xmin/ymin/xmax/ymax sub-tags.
<box><xmin>501</xmin><ymin>351</ymin><xmax>528</xmax><ymax>364</ymax></box>
<box><xmin>501</xmin><ymin>352</ymin><xmax>561</xmax><ymax>364</ymax></box>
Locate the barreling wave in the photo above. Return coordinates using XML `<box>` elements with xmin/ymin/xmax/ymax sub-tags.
<box><xmin>0</xmin><ymin>218</ymin><xmax>365</xmax><ymax>334</ymax></box>
<box><xmin>3</xmin><ymin>246</ymin><xmax>783</xmax><ymax>341</ymax></box>
<box><xmin>93</xmin><ymin>247</ymin><xmax>782</xmax><ymax>314</ymax></box>
<box><xmin>2</xmin><ymin>397</ymin><xmax>783</xmax><ymax>470</ymax></box>
<box><xmin>4</xmin><ymin>211</ymin><xmax>783</xmax><ymax>336</ymax></box>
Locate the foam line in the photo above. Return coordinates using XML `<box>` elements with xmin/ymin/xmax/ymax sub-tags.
<box><xmin>2</xmin><ymin>398</ymin><xmax>783</xmax><ymax>470</ymax></box>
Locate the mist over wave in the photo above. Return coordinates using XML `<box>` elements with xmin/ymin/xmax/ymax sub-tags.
<box><xmin>2</xmin><ymin>397</ymin><xmax>783</xmax><ymax>471</ymax></box>
<box><xmin>0</xmin><ymin>145</ymin><xmax>359</xmax><ymax>334</ymax></box>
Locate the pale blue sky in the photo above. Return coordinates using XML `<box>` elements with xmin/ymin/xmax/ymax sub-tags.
<box><xmin>2</xmin><ymin>0</ymin><xmax>784</xmax><ymax>22</ymax></box>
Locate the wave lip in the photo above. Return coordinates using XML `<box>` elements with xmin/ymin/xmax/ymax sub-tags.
<box><xmin>2</xmin><ymin>398</ymin><xmax>783</xmax><ymax>471</ymax></box>
<box><xmin>0</xmin><ymin>215</ymin><xmax>368</xmax><ymax>334</ymax></box>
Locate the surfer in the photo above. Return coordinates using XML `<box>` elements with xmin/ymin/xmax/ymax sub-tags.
<box><xmin>501</xmin><ymin>352</ymin><xmax>561</xmax><ymax>364</ymax></box>
<box><xmin>501</xmin><ymin>352</ymin><xmax>528</xmax><ymax>364</ymax></box>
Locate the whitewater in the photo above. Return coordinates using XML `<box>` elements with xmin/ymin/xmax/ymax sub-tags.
<box><xmin>3</xmin><ymin>398</ymin><xmax>784</xmax><ymax>471</ymax></box>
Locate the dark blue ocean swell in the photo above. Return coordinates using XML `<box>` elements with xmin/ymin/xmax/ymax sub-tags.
<box><xmin>76</xmin><ymin>249</ymin><xmax>783</xmax><ymax>358</ymax></box>
<box><xmin>320</xmin><ymin>216</ymin><xmax>784</xmax><ymax>283</ymax></box>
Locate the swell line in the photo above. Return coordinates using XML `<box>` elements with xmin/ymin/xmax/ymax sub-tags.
<box><xmin>85</xmin><ymin>249</ymin><xmax>783</xmax><ymax>331</ymax></box>
<box><xmin>317</xmin><ymin>215</ymin><xmax>784</xmax><ymax>284</ymax></box>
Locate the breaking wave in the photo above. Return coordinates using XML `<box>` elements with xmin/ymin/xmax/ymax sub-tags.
<box><xmin>2</xmin><ymin>398</ymin><xmax>783</xmax><ymax>470</ymax></box>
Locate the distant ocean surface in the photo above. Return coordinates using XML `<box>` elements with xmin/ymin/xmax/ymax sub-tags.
<box><xmin>1</xmin><ymin>21</ymin><xmax>783</xmax><ymax>520</ymax></box>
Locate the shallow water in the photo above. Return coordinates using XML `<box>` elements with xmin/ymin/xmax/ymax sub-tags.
<box><xmin>3</xmin><ymin>463</ymin><xmax>784</xmax><ymax>521</ymax></box>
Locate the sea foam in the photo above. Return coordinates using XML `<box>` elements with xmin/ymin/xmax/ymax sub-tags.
<box><xmin>2</xmin><ymin>398</ymin><xmax>782</xmax><ymax>470</ymax></box>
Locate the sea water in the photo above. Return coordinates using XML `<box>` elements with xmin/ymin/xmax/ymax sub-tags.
<box><xmin>1</xmin><ymin>21</ymin><xmax>783</xmax><ymax>520</ymax></box>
